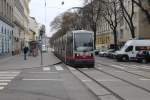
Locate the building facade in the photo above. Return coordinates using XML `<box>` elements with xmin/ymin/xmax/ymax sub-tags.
<box><xmin>26</xmin><ymin>17</ymin><xmax>40</xmax><ymax>43</ymax></box>
<box><xmin>13</xmin><ymin>0</ymin><xmax>30</xmax><ymax>54</ymax></box>
<box><xmin>0</xmin><ymin>0</ymin><xmax>14</xmax><ymax>54</ymax></box>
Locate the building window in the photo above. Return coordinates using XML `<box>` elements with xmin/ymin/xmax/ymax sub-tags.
<box><xmin>1</xmin><ymin>27</ymin><xmax>3</xmax><ymax>33</ymax></box>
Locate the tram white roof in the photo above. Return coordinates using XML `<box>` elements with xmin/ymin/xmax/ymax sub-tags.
<box><xmin>72</xmin><ymin>30</ymin><xmax>94</xmax><ymax>34</ymax></box>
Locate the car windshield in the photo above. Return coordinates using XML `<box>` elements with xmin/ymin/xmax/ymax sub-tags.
<box><xmin>74</xmin><ymin>33</ymin><xmax>93</xmax><ymax>52</ymax></box>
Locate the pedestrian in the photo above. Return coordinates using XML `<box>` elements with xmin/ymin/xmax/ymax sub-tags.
<box><xmin>23</xmin><ymin>46</ymin><xmax>29</xmax><ymax>60</ymax></box>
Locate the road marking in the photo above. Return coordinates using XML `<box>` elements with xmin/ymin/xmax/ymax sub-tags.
<box><xmin>55</xmin><ymin>65</ymin><xmax>64</xmax><ymax>71</ymax></box>
<box><xmin>43</xmin><ymin>67</ymin><xmax>50</xmax><ymax>71</ymax></box>
<box><xmin>0</xmin><ymin>87</ymin><xmax>4</xmax><ymax>90</ymax></box>
<box><xmin>120</xmin><ymin>64</ymin><xmax>129</xmax><ymax>67</ymax></box>
<box><xmin>112</xmin><ymin>65</ymin><xmax>125</xmax><ymax>69</ymax></box>
<box><xmin>139</xmin><ymin>78</ymin><xmax>150</xmax><ymax>81</ymax></box>
<box><xmin>97</xmin><ymin>67</ymin><xmax>103</xmax><ymax>70</ymax></box>
<box><xmin>82</xmin><ymin>80</ymin><xmax>92</xmax><ymax>82</ymax></box>
<box><xmin>0</xmin><ymin>77</ymin><xmax>15</xmax><ymax>79</ymax></box>
<box><xmin>0</xmin><ymin>80</ymin><xmax>11</xmax><ymax>82</ymax></box>
<box><xmin>0</xmin><ymin>83</ymin><xmax>8</xmax><ymax>86</ymax></box>
<box><xmin>0</xmin><ymin>71</ymin><xmax>20</xmax><ymax>74</ymax></box>
<box><xmin>0</xmin><ymin>74</ymin><xmax>18</xmax><ymax>77</ymax></box>
<box><xmin>28</xmin><ymin>72</ymin><xmax>57</xmax><ymax>74</ymax></box>
<box><xmin>98</xmin><ymin>79</ymin><xmax>120</xmax><ymax>82</ymax></box>
<box><xmin>23</xmin><ymin>79</ymin><xmax>63</xmax><ymax>81</ymax></box>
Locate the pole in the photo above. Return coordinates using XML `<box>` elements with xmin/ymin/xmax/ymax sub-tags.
<box><xmin>40</xmin><ymin>36</ymin><xmax>43</xmax><ymax>65</ymax></box>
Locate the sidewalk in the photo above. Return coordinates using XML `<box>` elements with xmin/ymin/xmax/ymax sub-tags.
<box><xmin>0</xmin><ymin>51</ymin><xmax>61</xmax><ymax>71</ymax></box>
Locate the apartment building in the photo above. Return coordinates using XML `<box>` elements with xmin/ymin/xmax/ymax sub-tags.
<box><xmin>0</xmin><ymin>0</ymin><xmax>14</xmax><ymax>54</ymax></box>
<box><xmin>13</xmin><ymin>0</ymin><xmax>30</xmax><ymax>54</ymax></box>
<box><xmin>26</xmin><ymin>17</ymin><xmax>40</xmax><ymax>42</ymax></box>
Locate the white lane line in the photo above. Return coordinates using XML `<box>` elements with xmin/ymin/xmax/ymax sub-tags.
<box><xmin>0</xmin><ymin>74</ymin><xmax>18</xmax><ymax>77</ymax></box>
<box><xmin>55</xmin><ymin>65</ymin><xmax>64</xmax><ymax>71</ymax></box>
<box><xmin>22</xmin><ymin>79</ymin><xmax>63</xmax><ymax>81</ymax></box>
<box><xmin>0</xmin><ymin>77</ymin><xmax>15</xmax><ymax>79</ymax></box>
<box><xmin>82</xmin><ymin>80</ymin><xmax>92</xmax><ymax>82</ymax></box>
<box><xmin>120</xmin><ymin>64</ymin><xmax>129</xmax><ymax>67</ymax></box>
<box><xmin>0</xmin><ymin>83</ymin><xmax>8</xmax><ymax>86</ymax></box>
<box><xmin>139</xmin><ymin>78</ymin><xmax>150</xmax><ymax>81</ymax></box>
<box><xmin>28</xmin><ymin>72</ymin><xmax>57</xmax><ymax>74</ymax></box>
<box><xmin>111</xmin><ymin>65</ymin><xmax>125</xmax><ymax>69</ymax></box>
<box><xmin>0</xmin><ymin>80</ymin><xmax>11</xmax><ymax>82</ymax></box>
<box><xmin>43</xmin><ymin>67</ymin><xmax>50</xmax><ymax>71</ymax></box>
<box><xmin>0</xmin><ymin>87</ymin><xmax>4</xmax><ymax>90</ymax></box>
<box><xmin>0</xmin><ymin>71</ymin><xmax>20</xmax><ymax>74</ymax></box>
<box><xmin>98</xmin><ymin>79</ymin><xmax>120</xmax><ymax>82</ymax></box>
<box><xmin>97</xmin><ymin>67</ymin><xmax>103</xmax><ymax>70</ymax></box>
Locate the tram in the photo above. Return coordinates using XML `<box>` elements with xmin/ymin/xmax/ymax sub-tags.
<box><xmin>53</xmin><ymin>30</ymin><xmax>95</xmax><ymax>68</ymax></box>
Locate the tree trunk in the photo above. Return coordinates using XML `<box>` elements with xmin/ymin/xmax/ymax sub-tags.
<box><xmin>93</xmin><ymin>28</ymin><xmax>96</xmax><ymax>50</ymax></box>
<box><xmin>113</xmin><ymin>29</ymin><xmax>118</xmax><ymax>51</ymax></box>
<box><xmin>131</xmin><ymin>29</ymin><xmax>135</xmax><ymax>39</ymax></box>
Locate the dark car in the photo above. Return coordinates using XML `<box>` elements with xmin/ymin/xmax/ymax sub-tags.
<box><xmin>136</xmin><ymin>50</ymin><xmax>150</xmax><ymax>63</ymax></box>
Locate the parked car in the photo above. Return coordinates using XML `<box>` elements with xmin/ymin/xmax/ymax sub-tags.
<box><xmin>99</xmin><ymin>50</ymin><xmax>108</xmax><ymax>57</ymax></box>
<box><xmin>116</xmin><ymin>39</ymin><xmax>150</xmax><ymax>62</ymax></box>
<box><xmin>136</xmin><ymin>50</ymin><xmax>150</xmax><ymax>63</ymax></box>
<box><xmin>107</xmin><ymin>49</ymin><xmax>116</xmax><ymax>58</ymax></box>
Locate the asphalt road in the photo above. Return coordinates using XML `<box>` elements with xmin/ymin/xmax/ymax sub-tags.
<box><xmin>0</xmin><ymin>52</ymin><xmax>150</xmax><ymax>100</ymax></box>
<box><xmin>0</xmin><ymin>52</ymin><xmax>98</xmax><ymax>100</ymax></box>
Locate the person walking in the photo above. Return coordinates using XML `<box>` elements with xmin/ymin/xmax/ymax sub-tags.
<box><xmin>23</xmin><ymin>46</ymin><xmax>29</xmax><ymax>60</ymax></box>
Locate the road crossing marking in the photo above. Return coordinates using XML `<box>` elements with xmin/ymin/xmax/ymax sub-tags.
<box><xmin>0</xmin><ymin>77</ymin><xmax>15</xmax><ymax>79</ymax></box>
<box><xmin>0</xmin><ymin>80</ymin><xmax>11</xmax><ymax>82</ymax></box>
<box><xmin>0</xmin><ymin>83</ymin><xmax>8</xmax><ymax>86</ymax></box>
<box><xmin>0</xmin><ymin>87</ymin><xmax>4</xmax><ymax>90</ymax></box>
<box><xmin>0</xmin><ymin>71</ymin><xmax>21</xmax><ymax>91</ymax></box>
<box><xmin>55</xmin><ymin>65</ymin><xmax>64</xmax><ymax>71</ymax></box>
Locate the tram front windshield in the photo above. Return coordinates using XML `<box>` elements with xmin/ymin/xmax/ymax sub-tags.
<box><xmin>74</xmin><ymin>33</ymin><xmax>93</xmax><ymax>52</ymax></box>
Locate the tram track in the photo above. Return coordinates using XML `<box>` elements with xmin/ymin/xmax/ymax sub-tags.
<box><xmin>75</xmin><ymin>66</ymin><xmax>150</xmax><ymax>100</ymax></box>
<box><xmin>96</xmin><ymin>61</ymin><xmax>150</xmax><ymax>79</ymax></box>
<box><xmin>94</xmin><ymin>67</ymin><xmax>150</xmax><ymax>94</ymax></box>
<box><xmin>76</xmin><ymin>68</ymin><xmax>125</xmax><ymax>100</ymax></box>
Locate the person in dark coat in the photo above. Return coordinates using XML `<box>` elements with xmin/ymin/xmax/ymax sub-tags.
<box><xmin>23</xmin><ymin>46</ymin><xmax>29</xmax><ymax>60</ymax></box>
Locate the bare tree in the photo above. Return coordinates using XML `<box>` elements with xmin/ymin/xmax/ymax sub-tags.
<box><xmin>101</xmin><ymin>0</ymin><xmax>121</xmax><ymax>50</ymax></box>
<box><xmin>50</xmin><ymin>15</ymin><xmax>62</xmax><ymax>31</ymax></box>
<box><xmin>119</xmin><ymin>0</ymin><xmax>136</xmax><ymax>39</ymax></box>
<box><xmin>50</xmin><ymin>12</ymin><xmax>80</xmax><ymax>35</ymax></box>
<box><xmin>133</xmin><ymin>0</ymin><xmax>150</xmax><ymax>24</ymax></box>
<box><xmin>82</xmin><ymin>0</ymin><xmax>102</xmax><ymax>49</ymax></box>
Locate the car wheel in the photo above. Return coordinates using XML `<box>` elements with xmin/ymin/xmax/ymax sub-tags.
<box><xmin>122</xmin><ymin>56</ymin><xmax>129</xmax><ymax>62</ymax></box>
<box><xmin>141</xmin><ymin>59</ymin><xmax>147</xmax><ymax>64</ymax></box>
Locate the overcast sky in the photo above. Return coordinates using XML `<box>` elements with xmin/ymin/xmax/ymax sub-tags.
<box><xmin>29</xmin><ymin>0</ymin><xmax>84</xmax><ymax>37</ymax></box>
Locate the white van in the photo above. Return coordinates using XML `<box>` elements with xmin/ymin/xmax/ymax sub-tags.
<box><xmin>116</xmin><ymin>39</ymin><xmax>150</xmax><ymax>61</ymax></box>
